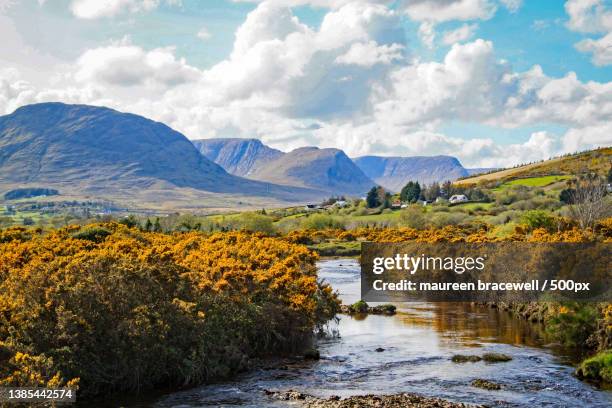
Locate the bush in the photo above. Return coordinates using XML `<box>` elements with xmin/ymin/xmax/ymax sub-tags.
<box><xmin>546</xmin><ymin>303</ymin><xmax>598</xmax><ymax>347</ymax></box>
<box><xmin>0</xmin><ymin>224</ymin><xmax>339</xmax><ymax>397</ymax></box>
<box><xmin>71</xmin><ymin>227</ymin><xmax>112</xmax><ymax>243</ymax></box>
<box><xmin>235</xmin><ymin>212</ymin><xmax>276</xmax><ymax>234</ymax></box>
<box><xmin>429</xmin><ymin>212</ymin><xmax>469</xmax><ymax>228</ymax></box>
<box><xmin>399</xmin><ymin>206</ymin><xmax>427</xmax><ymax>229</ymax></box>
<box><xmin>576</xmin><ymin>350</ymin><xmax>612</xmax><ymax>385</ymax></box>
<box><xmin>521</xmin><ymin>210</ymin><xmax>555</xmax><ymax>231</ymax></box>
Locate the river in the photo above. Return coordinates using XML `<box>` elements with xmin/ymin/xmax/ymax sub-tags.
<box><xmin>118</xmin><ymin>258</ymin><xmax>612</xmax><ymax>407</ymax></box>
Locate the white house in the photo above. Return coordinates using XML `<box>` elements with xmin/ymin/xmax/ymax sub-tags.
<box><xmin>449</xmin><ymin>194</ymin><xmax>469</xmax><ymax>204</ymax></box>
<box><xmin>334</xmin><ymin>200</ymin><xmax>349</xmax><ymax>208</ymax></box>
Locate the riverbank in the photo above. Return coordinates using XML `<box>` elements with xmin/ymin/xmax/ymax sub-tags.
<box><xmin>145</xmin><ymin>259</ymin><xmax>611</xmax><ymax>407</ymax></box>
<box><xmin>266</xmin><ymin>390</ymin><xmax>482</xmax><ymax>407</ymax></box>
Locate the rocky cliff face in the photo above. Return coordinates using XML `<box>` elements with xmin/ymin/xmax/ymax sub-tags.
<box><xmin>250</xmin><ymin>146</ymin><xmax>376</xmax><ymax>196</ymax></box>
<box><xmin>193</xmin><ymin>139</ymin><xmax>376</xmax><ymax>197</ymax></box>
<box><xmin>192</xmin><ymin>138</ymin><xmax>283</xmax><ymax>177</ymax></box>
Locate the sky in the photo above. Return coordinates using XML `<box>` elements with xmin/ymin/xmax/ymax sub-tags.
<box><xmin>1</xmin><ymin>0</ymin><xmax>611</xmax><ymax>168</ymax></box>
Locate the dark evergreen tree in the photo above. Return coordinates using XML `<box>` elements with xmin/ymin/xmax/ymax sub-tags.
<box><xmin>366</xmin><ymin>186</ymin><xmax>383</xmax><ymax>208</ymax></box>
<box><xmin>400</xmin><ymin>181</ymin><xmax>421</xmax><ymax>203</ymax></box>
<box><xmin>153</xmin><ymin>217</ymin><xmax>162</xmax><ymax>232</ymax></box>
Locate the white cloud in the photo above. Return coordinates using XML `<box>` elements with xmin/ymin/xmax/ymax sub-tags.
<box><xmin>566</xmin><ymin>0</ymin><xmax>612</xmax><ymax>65</ymax></box>
<box><xmin>335</xmin><ymin>41</ymin><xmax>404</xmax><ymax>67</ymax></box>
<box><xmin>1</xmin><ymin>1</ymin><xmax>611</xmax><ymax>168</ymax></box>
<box><xmin>75</xmin><ymin>43</ymin><xmax>200</xmax><ymax>88</ymax></box>
<box><xmin>197</xmin><ymin>27</ymin><xmax>211</xmax><ymax>41</ymax></box>
<box><xmin>565</xmin><ymin>0</ymin><xmax>612</xmax><ymax>33</ymax></box>
<box><xmin>418</xmin><ymin>22</ymin><xmax>436</xmax><ymax>48</ymax></box>
<box><xmin>232</xmin><ymin>0</ymin><xmax>393</xmax><ymax>9</ymax></box>
<box><xmin>575</xmin><ymin>31</ymin><xmax>612</xmax><ymax>65</ymax></box>
<box><xmin>500</xmin><ymin>0</ymin><xmax>522</xmax><ymax>13</ymax></box>
<box><xmin>442</xmin><ymin>23</ymin><xmax>477</xmax><ymax>45</ymax></box>
<box><xmin>401</xmin><ymin>0</ymin><xmax>494</xmax><ymax>47</ymax></box>
<box><xmin>70</xmin><ymin>0</ymin><xmax>179</xmax><ymax>19</ymax></box>
<box><xmin>401</xmin><ymin>0</ymin><xmax>496</xmax><ymax>23</ymax></box>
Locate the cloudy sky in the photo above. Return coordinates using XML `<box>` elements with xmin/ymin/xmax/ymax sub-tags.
<box><xmin>1</xmin><ymin>0</ymin><xmax>611</xmax><ymax>168</ymax></box>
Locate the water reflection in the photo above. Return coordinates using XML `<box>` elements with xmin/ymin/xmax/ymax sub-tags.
<box><xmin>143</xmin><ymin>259</ymin><xmax>612</xmax><ymax>407</ymax></box>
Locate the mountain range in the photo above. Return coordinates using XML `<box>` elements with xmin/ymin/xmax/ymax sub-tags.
<box><xmin>193</xmin><ymin>139</ymin><xmax>375</xmax><ymax>196</ymax></box>
<box><xmin>0</xmin><ymin>103</ymin><xmax>318</xmax><ymax>210</ymax></box>
<box><xmin>194</xmin><ymin>138</ymin><xmax>475</xmax><ymax>193</ymax></box>
<box><xmin>0</xmin><ymin>103</ymin><xmax>480</xmax><ymax>210</ymax></box>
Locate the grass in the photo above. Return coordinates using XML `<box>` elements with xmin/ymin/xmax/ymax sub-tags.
<box><xmin>576</xmin><ymin>350</ymin><xmax>612</xmax><ymax>385</ymax></box>
<box><xmin>456</xmin><ymin>147</ymin><xmax>611</xmax><ymax>185</ymax></box>
<box><xmin>307</xmin><ymin>240</ymin><xmax>361</xmax><ymax>257</ymax></box>
<box><xmin>450</xmin><ymin>202</ymin><xmax>495</xmax><ymax>210</ymax></box>
<box><xmin>503</xmin><ymin>175</ymin><xmax>571</xmax><ymax>188</ymax></box>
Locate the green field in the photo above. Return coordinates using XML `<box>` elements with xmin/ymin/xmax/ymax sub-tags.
<box><xmin>493</xmin><ymin>175</ymin><xmax>571</xmax><ymax>191</ymax></box>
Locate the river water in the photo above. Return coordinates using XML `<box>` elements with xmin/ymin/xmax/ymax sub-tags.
<box><xmin>131</xmin><ymin>259</ymin><xmax>611</xmax><ymax>407</ymax></box>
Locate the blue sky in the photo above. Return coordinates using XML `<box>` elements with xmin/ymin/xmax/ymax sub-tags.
<box><xmin>0</xmin><ymin>0</ymin><xmax>611</xmax><ymax>167</ymax></box>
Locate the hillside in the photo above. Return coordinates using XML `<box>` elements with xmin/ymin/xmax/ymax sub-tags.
<box><xmin>0</xmin><ymin>103</ymin><xmax>320</xmax><ymax>209</ymax></box>
<box><xmin>353</xmin><ymin>155</ymin><xmax>468</xmax><ymax>191</ymax></box>
<box><xmin>250</xmin><ymin>147</ymin><xmax>375</xmax><ymax>196</ymax></box>
<box><xmin>455</xmin><ymin>147</ymin><xmax>612</xmax><ymax>185</ymax></box>
<box><xmin>192</xmin><ymin>138</ymin><xmax>283</xmax><ymax>177</ymax></box>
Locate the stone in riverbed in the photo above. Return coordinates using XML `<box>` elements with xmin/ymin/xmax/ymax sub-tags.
<box><xmin>471</xmin><ymin>378</ymin><xmax>502</xmax><ymax>390</ymax></box>
<box><xmin>482</xmin><ymin>353</ymin><xmax>512</xmax><ymax>362</ymax></box>
<box><xmin>451</xmin><ymin>354</ymin><xmax>482</xmax><ymax>363</ymax></box>
<box><xmin>375</xmin><ymin>347</ymin><xmax>385</xmax><ymax>352</ymax></box>
<box><xmin>451</xmin><ymin>353</ymin><xmax>512</xmax><ymax>363</ymax></box>
<box><xmin>265</xmin><ymin>390</ymin><xmax>483</xmax><ymax>407</ymax></box>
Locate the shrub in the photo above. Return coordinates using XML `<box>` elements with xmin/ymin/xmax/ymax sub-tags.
<box><xmin>0</xmin><ymin>224</ymin><xmax>339</xmax><ymax>397</ymax></box>
<box><xmin>521</xmin><ymin>210</ymin><xmax>555</xmax><ymax>231</ymax></box>
<box><xmin>546</xmin><ymin>303</ymin><xmax>598</xmax><ymax>347</ymax></box>
<box><xmin>429</xmin><ymin>212</ymin><xmax>469</xmax><ymax>228</ymax></box>
<box><xmin>71</xmin><ymin>227</ymin><xmax>112</xmax><ymax>242</ymax></box>
<box><xmin>576</xmin><ymin>350</ymin><xmax>612</xmax><ymax>385</ymax></box>
<box><xmin>399</xmin><ymin>206</ymin><xmax>427</xmax><ymax>229</ymax></box>
<box><xmin>235</xmin><ymin>212</ymin><xmax>276</xmax><ymax>234</ymax></box>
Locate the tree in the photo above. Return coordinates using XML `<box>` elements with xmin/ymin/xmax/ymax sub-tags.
<box><xmin>559</xmin><ymin>188</ymin><xmax>575</xmax><ymax>204</ymax></box>
<box><xmin>153</xmin><ymin>217</ymin><xmax>162</xmax><ymax>232</ymax></box>
<box><xmin>567</xmin><ymin>174</ymin><xmax>609</xmax><ymax>229</ymax></box>
<box><xmin>400</xmin><ymin>181</ymin><xmax>421</xmax><ymax>203</ymax></box>
<box><xmin>423</xmin><ymin>182</ymin><xmax>441</xmax><ymax>201</ymax></box>
<box><xmin>144</xmin><ymin>218</ymin><xmax>153</xmax><ymax>232</ymax></box>
<box><xmin>366</xmin><ymin>186</ymin><xmax>384</xmax><ymax>208</ymax></box>
<box><xmin>119</xmin><ymin>215</ymin><xmax>139</xmax><ymax>228</ymax></box>
<box><xmin>441</xmin><ymin>180</ymin><xmax>453</xmax><ymax>199</ymax></box>
<box><xmin>608</xmin><ymin>164</ymin><xmax>612</xmax><ymax>183</ymax></box>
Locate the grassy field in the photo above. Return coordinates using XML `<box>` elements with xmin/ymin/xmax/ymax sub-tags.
<box><xmin>490</xmin><ymin>175</ymin><xmax>572</xmax><ymax>192</ymax></box>
<box><xmin>456</xmin><ymin>147</ymin><xmax>611</xmax><ymax>185</ymax></box>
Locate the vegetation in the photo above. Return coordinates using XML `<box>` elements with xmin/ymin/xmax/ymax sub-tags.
<box><xmin>4</xmin><ymin>188</ymin><xmax>59</xmax><ymax>200</ymax></box>
<box><xmin>576</xmin><ymin>350</ymin><xmax>612</xmax><ymax>385</ymax></box>
<box><xmin>400</xmin><ymin>181</ymin><xmax>421</xmax><ymax>203</ymax></box>
<box><xmin>0</xmin><ymin>224</ymin><xmax>339</xmax><ymax>397</ymax></box>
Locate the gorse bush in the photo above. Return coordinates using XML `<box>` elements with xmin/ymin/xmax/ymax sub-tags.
<box><xmin>0</xmin><ymin>224</ymin><xmax>339</xmax><ymax>397</ymax></box>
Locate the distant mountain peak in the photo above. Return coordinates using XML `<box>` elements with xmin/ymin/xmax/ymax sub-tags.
<box><xmin>353</xmin><ymin>155</ymin><xmax>469</xmax><ymax>191</ymax></box>
<box><xmin>194</xmin><ymin>138</ymin><xmax>375</xmax><ymax>196</ymax></box>
<box><xmin>192</xmin><ymin>137</ymin><xmax>284</xmax><ymax>177</ymax></box>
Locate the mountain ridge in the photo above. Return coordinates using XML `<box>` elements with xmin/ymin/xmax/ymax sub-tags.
<box><xmin>0</xmin><ymin>103</ymin><xmax>322</xmax><ymax>209</ymax></box>
<box><xmin>353</xmin><ymin>155</ymin><xmax>469</xmax><ymax>192</ymax></box>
